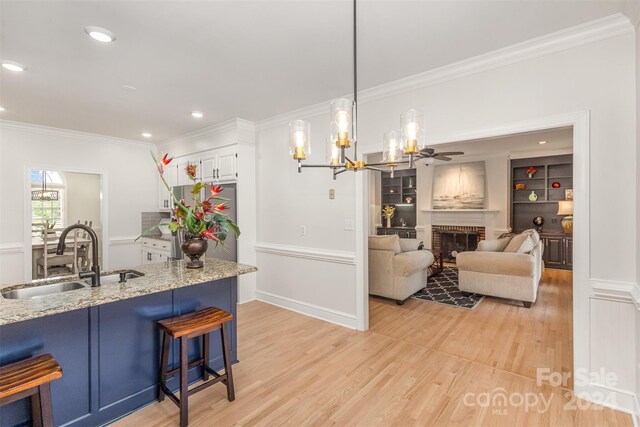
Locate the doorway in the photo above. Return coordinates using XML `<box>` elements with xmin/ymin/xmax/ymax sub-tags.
<box><xmin>30</xmin><ymin>169</ymin><xmax>103</xmax><ymax>280</ymax></box>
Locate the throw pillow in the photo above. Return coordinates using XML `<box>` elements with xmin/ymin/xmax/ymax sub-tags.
<box><xmin>477</xmin><ymin>236</ymin><xmax>513</xmax><ymax>252</ymax></box>
<box><xmin>503</xmin><ymin>233</ymin><xmax>533</xmax><ymax>253</ymax></box>
<box><xmin>368</xmin><ymin>235</ymin><xmax>402</xmax><ymax>254</ymax></box>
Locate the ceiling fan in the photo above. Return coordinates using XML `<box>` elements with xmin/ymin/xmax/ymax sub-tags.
<box><xmin>416</xmin><ymin>148</ymin><xmax>465</xmax><ymax>165</ymax></box>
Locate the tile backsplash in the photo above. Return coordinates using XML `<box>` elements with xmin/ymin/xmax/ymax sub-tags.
<box><xmin>141</xmin><ymin>212</ymin><xmax>171</xmax><ymax>238</ymax></box>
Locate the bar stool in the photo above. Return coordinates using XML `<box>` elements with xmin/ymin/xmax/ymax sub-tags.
<box><xmin>0</xmin><ymin>354</ymin><xmax>63</xmax><ymax>427</ymax></box>
<box><xmin>158</xmin><ymin>307</ymin><xmax>235</xmax><ymax>426</ymax></box>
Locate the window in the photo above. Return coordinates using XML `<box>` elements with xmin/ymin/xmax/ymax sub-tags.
<box><xmin>31</xmin><ymin>170</ymin><xmax>66</xmax><ymax>232</ymax></box>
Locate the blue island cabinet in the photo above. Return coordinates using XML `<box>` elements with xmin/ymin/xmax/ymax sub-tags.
<box><xmin>0</xmin><ymin>277</ymin><xmax>237</xmax><ymax>427</ymax></box>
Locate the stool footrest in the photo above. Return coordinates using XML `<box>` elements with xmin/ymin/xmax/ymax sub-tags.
<box><xmin>160</xmin><ymin>373</ymin><xmax>229</xmax><ymax>406</ymax></box>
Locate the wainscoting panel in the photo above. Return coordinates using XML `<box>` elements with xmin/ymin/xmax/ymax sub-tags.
<box><xmin>588</xmin><ymin>287</ymin><xmax>638</xmax><ymax>415</ymax></box>
<box><xmin>255</xmin><ymin>243</ymin><xmax>357</xmax><ymax>328</ymax></box>
<box><xmin>108</xmin><ymin>236</ymin><xmax>142</xmax><ymax>271</ymax></box>
<box><xmin>0</xmin><ymin>243</ymin><xmax>25</xmax><ymax>288</ymax></box>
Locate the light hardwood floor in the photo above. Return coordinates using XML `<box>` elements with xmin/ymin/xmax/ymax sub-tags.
<box><xmin>114</xmin><ymin>270</ymin><xmax>633</xmax><ymax>426</ymax></box>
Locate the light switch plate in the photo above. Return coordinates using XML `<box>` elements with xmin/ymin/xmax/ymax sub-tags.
<box><xmin>344</xmin><ymin>219</ymin><xmax>354</xmax><ymax>231</ymax></box>
<box><xmin>300</xmin><ymin>225</ymin><xmax>307</xmax><ymax>236</ymax></box>
<box><xmin>329</xmin><ymin>189</ymin><xmax>335</xmax><ymax>199</ymax></box>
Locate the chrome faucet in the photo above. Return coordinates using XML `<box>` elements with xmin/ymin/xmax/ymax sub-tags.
<box><xmin>56</xmin><ymin>224</ymin><xmax>101</xmax><ymax>286</ymax></box>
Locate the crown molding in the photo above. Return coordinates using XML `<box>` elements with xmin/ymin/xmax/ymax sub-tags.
<box><xmin>623</xmin><ymin>2</ymin><xmax>640</xmax><ymax>29</ymax></box>
<box><xmin>0</xmin><ymin>120</ymin><xmax>153</xmax><ymax>149</ymax></box>
<box><xmin>160</xmin><ymin>117</ymin><xmax>256</xmax><ymax>150</ymax></box>
<box><xmin>257</xmin><ymin>13</ymin><xmax>633</xmax><ymax>132</ymax></box>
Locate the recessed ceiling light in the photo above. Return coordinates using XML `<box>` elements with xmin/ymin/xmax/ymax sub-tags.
<box><xmin>84</xmin><ymin>26</ymin><xmax>116</xmax><ymax>43</ymax></box>
<box><xmin>538</xmin><ymin>141</ymin><xmax>547</xmax><ymax>145</ymax></box>
<box><xmin>121</xmin><ymin>85</ymin><xmax>137</xmax><ymax>92</ymax></box>
<box><xmin>141</xmin><ymin>132</ymin><xmax>152</xmax><ymax>138</ymax></box>
<box><xmin>191</xmin><ymin>111</ymin><xmax>204</xmax><ymax>118</ymax></box>
<box><xmin>1</xmin><ymin>61</ymin><xmax>26</xmax><ymax>72</ymax></box>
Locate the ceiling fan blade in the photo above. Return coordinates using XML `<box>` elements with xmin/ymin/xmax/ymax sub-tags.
<box><xmin>434</xmin><ymin>151</ymin><xmax>464</xmax><ymax>156</ymax></box>
<box><xmin>435</xmin><ymin>156</ymin><xmax>452</xmax><ymax>161</ymax></box>
<box><xmin>420</xmin><ymin>147</ymin><xmax>435</xmax><ymax>155</ymax></box>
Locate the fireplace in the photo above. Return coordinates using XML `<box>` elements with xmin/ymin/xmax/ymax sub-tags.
<box><xmin>432</xmin><ymin>225</ymin><xmax>485</xmax><ymax>262</ymax></box>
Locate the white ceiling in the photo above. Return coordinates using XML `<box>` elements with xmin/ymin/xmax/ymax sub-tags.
<box><xmin>0</xmin><ymin>1</ymin><xmax>634</xmax><ymax>142</ymax></box>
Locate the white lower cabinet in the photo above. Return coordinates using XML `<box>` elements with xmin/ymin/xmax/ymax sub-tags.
<box><xmin>141</xmin><ymin>238</ymin><xmax>172</xmax><ymax>264</ymax></box>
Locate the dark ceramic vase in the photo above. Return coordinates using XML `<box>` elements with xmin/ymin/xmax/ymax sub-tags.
<box><xmin>181</xmin><ymin>234</ymin><xmax>208</xmax><ymax>269</ymax></box>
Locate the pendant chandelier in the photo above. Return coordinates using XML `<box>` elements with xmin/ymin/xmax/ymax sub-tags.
<box><xmin>288</xmin><ymin>0</ymin><xmax>436</xmax><ymax>179</ymax></box>
<box><xmin>31</xmin><ymin>170</ymin><xmax>59</xmax><ymax>201</ymax></box>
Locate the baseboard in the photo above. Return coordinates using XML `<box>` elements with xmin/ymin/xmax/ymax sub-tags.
<box><xmin>633</xmin><ymin>393</ymin><xmax>640</xmax><ymax>427</ymax></box>
<box><xmin>574</xmin><ymin>382</ymin><xmax>638</xmax><ymax>417</ymax></box>
<box><xmin>255</xmin><ymin>290</ymin><xmax>357</xmax><ymax>329</ymax></box>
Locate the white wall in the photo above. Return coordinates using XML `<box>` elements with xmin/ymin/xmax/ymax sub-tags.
<box><xmin>0</xmin><ymin>122</ymin><xmax>157</xmax><ymax>286</ymax></box>
<box><xmin>256</xmin><ymin>22</ymin><xmax>639</xmax><ymax>413</ymax></box>
<box><xmin>635</xmin><ymin>17</ymin><xmax>640</xmax><ymax>423</ymax></box>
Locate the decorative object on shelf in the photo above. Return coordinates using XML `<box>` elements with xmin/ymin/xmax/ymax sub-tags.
<box><xmin>382</xmin><ymin>205</ymin><xmax>395</xmax><ymax>228</ymax></box>
<box><xmin>565</xmin><ymin>188</ymin><xmax>573</xmax><ymax>200</ymax></box>
<box><xmin>137</xmin><ymin>152</ymin><xmax>240</xmax><ymax>268</ymax></box>
<box><xmin>528</xmin><ymin>191</ymin><xmax>538</xmax><ymax>201</ymax></box>
<box><xmin>399</xmin><ymin>218</ymin><xmax>407</xmax><ymax>227</ymax></box>
<box><xmin>408</xmin><ymin>177</ymin><xmax>413</xmax><ymax>188</ymax></box>
<box><xmin>405</xmin><ymin>196</ymin><xmax>413</xmax><ymax>204</ymax></box>
<box><xmin>533</xmin><ymin>216</ymin><xmax>544</xmax><ymax>232</ymax></box>
<box><xmin>551</xmin><ymin>181</ymin><xmax>561</xmax><ymax>188</ymax></box>
<box><xmin>432</xmin><ymin>161</ymin><xmax>485</xmax><ymax>210</ymax></box>
<box><xmin>287</xmin><ymin>0</ymin><xmax>463</xmax><ymax>180</ymax></box>
<box><xmin>389</xmin><ymin>188</ymin><xmax>395</xmax><ymax>193</ymax></box>
<box><xmin>526</xmin><ymin>166</ymin><xmax>537</xmax><ymax>178</ymax></box>
<box><xmin>557</xmin><ymin>200</ymin><xmax>573</xmax><ymax>234</ymax></box>
<box><xmin>515</xmin><ymin>183</ymin><xmax>526</xmax><ymax>190</ymax></box>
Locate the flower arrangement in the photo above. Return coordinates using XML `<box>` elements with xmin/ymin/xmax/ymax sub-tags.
<box><xmin>382</xmin><ymin>205</ymin><xmax>395</xmax><ymax>220</ymax></box>
<box><xmin>382</xmin><ymin>205</ymin><xmax>395</xmax><ymax>228</ymax></box>
<box><xmin>138</xmin><ymin>152</ymin><xmax>240</xmax><ymax>247</ymax></box>
<box><xmin>526</xmin><ymin>166</ymin><xmax>537</xmax><ymax>178</ymax></box>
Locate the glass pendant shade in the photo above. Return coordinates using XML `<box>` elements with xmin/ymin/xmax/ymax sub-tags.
<box><xmin>289</xmin><ymin>120</ymin><xmax>311</xmax><ymax>160</ymax></box>
<box><xmin>330</xmin><ymin>99</ymin><xmax>355</xmax><ymax>148</ymax></box>
<box><xmin>400</xmin><ymin>109</ymin><xmax>425</xmax><ymax>154</ymax></box>
<box><xmin>382</xmin><ymin>131</ymin><xmax>403</xmax><ymax>164</ymax></box>
<box><xmin>327</xmin><ymin>138</ymin><xmax>341</xmax><ymax>166</ymax></box>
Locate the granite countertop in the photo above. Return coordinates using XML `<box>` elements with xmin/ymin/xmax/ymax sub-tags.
<box><xmin>142</xmin><ymin>234</ymin><xmax>173</xmax><ymax>242</ymax></box>
<box><xmin>0</xmin><ymin>260</ymin><xmax>257</xmax><ymax>326</ymax></box>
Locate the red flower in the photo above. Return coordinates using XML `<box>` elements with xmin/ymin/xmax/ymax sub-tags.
<box><xmin>202</xmin><ymin>201</ymin><xmax>213</xmax><ymax>213</ymax></box>
<box><xmin>157</xmin><ymin>153</ymin><xmax>173</xmax><ymax>175</ymax></box>
<box><xmin>161</xmin><ymin>153</ymin><xmax>173</xmax><ymax>165</ymax></box>
<box><xmin>185</xmin><ymin>164</ymin><xmax>198</xmax><ymax>179</ymax></box>
<box><xmin>194</xmin><ymin>212</ymin><xmax>204</xmax><ymax>220</ymax></box>
<box><xmin>201</xmin><ymin>225</ymin><xmax>221</xmax><ymax>242</ymax></box>
<box><xmin>215</xmin><ymin>203</ymin><xmax>228</xmax><ymax>212</ymax></box>
<box><xmin>210</xmin><ymin>184</ymin><xmax>223</xmax><ymax>196</ymax></box>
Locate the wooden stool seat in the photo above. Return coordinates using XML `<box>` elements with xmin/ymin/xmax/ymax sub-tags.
<box><xmin>0</xmin><ymin>354</ymin><xmax>62</xmax><ymax>399</ymax></box>
<box><xmin>0</xmin><ymin>354</ymin><xmax>62</xmax><ymax>427</ymax></box>
<box><xmin>158</xmin><ymin>307</ymin><xmax>235</xmax><ymax>426</ymax></box>
<box><xmin>159</xmin><ymin>307</ymin><xmax>233</xmax><ymax>339</ymax></box>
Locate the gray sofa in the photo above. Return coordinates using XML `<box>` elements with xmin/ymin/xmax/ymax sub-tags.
<box><xmin>368</xmin><ymin>235</ymin><xmax>435</xmax><ymax>305</ymax></box>
<box><xmin>456</xmin><ymin>229</ymin><xmax>543</xmax><ymax>308</ymax></box>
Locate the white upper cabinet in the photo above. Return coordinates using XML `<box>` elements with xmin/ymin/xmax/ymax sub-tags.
<box><xmin>199</xmin><ymin>147</ymin><xmax>237</xmax><ymax>183</ymax></box>
<box><xmin>158</xmin><ymin>147</ymin><xmax>237</xmax><ymax>209</ymax></box>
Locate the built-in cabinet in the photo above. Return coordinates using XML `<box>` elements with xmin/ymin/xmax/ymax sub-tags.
<box><xmin>159</xmin><ymin>146</ymin><xmax>238</xmax><ymax>210</ymax></box>
<box><xmin>377</xmin><ymin>169</ymin><xmax>418</xmax><ymax>239</ymax></box>
<box><xmin>141</xmin><ymin>237</ymin><xmax>171</xmax><ymax>264</ymax></box>
<box><xmin>541</xmin><ymin>235</ymin><xmax>572</xmax><ymax>270</ymax></box>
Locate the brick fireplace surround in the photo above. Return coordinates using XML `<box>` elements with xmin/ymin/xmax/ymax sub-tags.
<box><xmin>431</xmin><ymin>225</ymin><xmax>486</xmax><ymax>257</ymax></box>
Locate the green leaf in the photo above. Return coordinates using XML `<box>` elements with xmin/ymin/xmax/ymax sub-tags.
<box><xmin>226</xmin><ymin>219</ymin><xmax>241</xmax><ymax>237</ymax></box>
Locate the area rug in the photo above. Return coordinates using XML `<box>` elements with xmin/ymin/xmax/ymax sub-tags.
<box><xmin>411</xmin><ymin>267</ymin><xmax>484</xmax><ymax>309</ymax></box>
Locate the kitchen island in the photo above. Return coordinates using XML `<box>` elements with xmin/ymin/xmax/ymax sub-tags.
<box><xmin>0</xmin><ymin>259</ymin><xmax>257</xmax><ymax>427</ymax></box>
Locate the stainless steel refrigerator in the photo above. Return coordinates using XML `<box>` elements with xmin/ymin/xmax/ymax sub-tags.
<box><xmin>170</xmin><ymin>184</ymin><xmax>237</xmax><ymax>262</ymax></box>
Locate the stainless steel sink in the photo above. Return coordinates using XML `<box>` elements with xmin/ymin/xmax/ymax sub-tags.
<box><xmin>1</xmin><ymin>281</ymin><xmax>88</xmax><ymax>300</ymax></box>
<box><xmin>99</xmin><ymin>271</ymin><xmax>145</xmax><ymax>285</ymax></box>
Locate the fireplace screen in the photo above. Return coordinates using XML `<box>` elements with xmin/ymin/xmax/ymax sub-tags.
<box><xmin>439</xmin><ymin>231</ymin><xmax>480</xmax><ymax>262</ymax></box>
